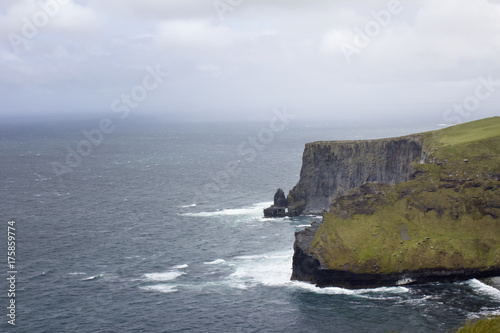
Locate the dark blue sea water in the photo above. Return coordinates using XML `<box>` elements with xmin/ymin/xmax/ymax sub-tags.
<box><xmin>1</xmin><ymin>117</ymin><xmax>499</xmax><ymax>332</ymax></box>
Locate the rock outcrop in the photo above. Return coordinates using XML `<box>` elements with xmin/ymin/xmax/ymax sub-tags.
<box><xmin>289</xmin><ymin>118</ymin><xmax>500</xmax><ymax>288</ymax></box>
<box><xmin>263</xmin><ymin>188</ymin><xmax>288</xmax><ymax>218</ymax></box>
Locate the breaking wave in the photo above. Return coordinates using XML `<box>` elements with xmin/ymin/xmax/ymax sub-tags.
<box><xmin>181</xmin><ymin>202</ymin><xmax>272</xmax><ymax>218</ymax></box>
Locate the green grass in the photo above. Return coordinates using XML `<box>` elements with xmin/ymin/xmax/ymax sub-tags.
<box><xmin>310</xmin><ymin>117</ymin><xmax>500</xmax><ymax>274</ymax></box>
<box><xmin>423</xmin><ymin>117</ymin><xmax>500</xmax><ymax>176</ymax></box>
<box><xmin>429</xmin><ymin>117</ymin><xmax>500</xmax><ymax>146</ymax></box>
<box><xmin>312</xmin><ymin>189</ymin><xmax>500</xmax><ymax>273</ymax></box>
<box><xmin>449</xmin><ymin>316</ymin><xmax>500</xmax><ymax>333</ymax></box>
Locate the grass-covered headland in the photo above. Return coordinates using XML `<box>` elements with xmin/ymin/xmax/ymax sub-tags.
<box><xmin>310</xmin><ymin>117</ymin><xmax>500</xmax><ymax>276</ymax></box>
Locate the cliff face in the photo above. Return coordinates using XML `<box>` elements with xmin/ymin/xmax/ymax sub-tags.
<box><xmin>290</xmin><ymin>118</ymin><xmax>500</xmax><ymax>288</ymax></box>
<box><xmin>287</xmin><ymin>135</ymin><xmax>425</xmax><ymax>216</ymax></box>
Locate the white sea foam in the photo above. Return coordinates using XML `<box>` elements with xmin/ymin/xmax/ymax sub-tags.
<box><xmin>394</xmin><ymin>295</ymin><xmax>435</xmax><ymax>306</ymax></box>
<box><xmin>182</xmin><ymin>202</ymin><xmax>272</xmax><ymax>218</ymax></box>
<box><xmin>82</xmin><ymin>274</ymin><xmax>104</xmax><ymax>281</ymax></box>
<box><xmin>289</xmin><ymin>280</ymin><xmax>409</xmax><ymax>296</ymax></box>
<box><xmin>140</xmin><ymin>284</ymin><xmax>177</xmax><ymax>293</ymax></box>
<box><xmin>467</xmin><ymin>279</ymin><xmax>500</xmax><ymax>300</ymax></box>
<box><xmin>204</xmin><ymin>259</ymin><xmax>226</xmax><ymax>265</ymax></box>
<box><xmin>289</xmin><ymin>281</ymin><xmax>359</xmax><ymax>295</ymax></box>
<box><xmin>470</xmin><ymin>308</ymin><xmax>500</xmax><ymax>319</ymax></box>
<box><xmin>144</xmin><ymin>271</ymin><xmax>185</xmax><ymax>282</ymax></box>
<box><xmin>396</xmin><ymin>277</ymin><xmax>415</xmax><ymax>286</ymax></box>
<box><xmin>226</xmin><ymin>250</ymin><xmax>410</xmax><ymax>296</ymax></box>
<box><xmin>69</xmin><ymin>272</ymin><xmax>86</xmax><ymax>276</ymax></box>
<box><xmin>181</xmin><ymin>204</ymin><xmax>197</xmax><ymax>208</ymax></box>
<box><xmin>140</xmin><ymin>266</ymin><xmax>187</xmax><ymax>293</ymax></box>
<box><xmin>228</xmin><ymin>251</ymin><xmax>292</xmax><ymax>289</ymax></box>
<box><xmin>234</xmin><ymin>254</ymin><xmax>270</xmax><ymax>260</ymax></box>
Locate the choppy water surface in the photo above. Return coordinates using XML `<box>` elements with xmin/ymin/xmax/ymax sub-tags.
<box><xmin>1</xmin><ymin>119</ymin><xmax>499</xmax><ymax>332</ymax></box>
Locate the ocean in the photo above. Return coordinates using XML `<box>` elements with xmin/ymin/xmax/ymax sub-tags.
<box><xmin>1</xmin><ymin>117</ymin><xmax>499</xmax><ymax>332</ymax></box>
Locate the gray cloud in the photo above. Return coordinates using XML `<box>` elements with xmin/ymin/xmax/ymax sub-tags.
<box><xmin>1</xmin><ymin>0</ymin><xmax>499</xmax><ymax>123</ymax></box>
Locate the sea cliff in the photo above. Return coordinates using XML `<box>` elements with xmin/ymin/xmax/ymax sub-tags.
<box><xmin>289</xmin><ymin>118</ymin><xmax>500</xmax><ymax>288</ymax></box>
<box><xmin>287</xmin><ymin>134</ymin><xmax>426</xmax><ymax>216</ymax></box>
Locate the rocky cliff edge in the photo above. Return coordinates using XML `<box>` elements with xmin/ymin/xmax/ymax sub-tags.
<box><xmin>287</xmin><ymin>134</ymin><xmax>427</xmax><ymax>216</ymax></box>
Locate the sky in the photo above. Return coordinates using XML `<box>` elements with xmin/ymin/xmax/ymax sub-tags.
<box><xmin>1</xmin><ymin>0</ymin><xmax>500</xmax><ymax>124</ymax></box>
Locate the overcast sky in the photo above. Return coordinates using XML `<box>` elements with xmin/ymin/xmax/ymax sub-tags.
<box><xmin>1</xmin><ymin>0</ymin><xmax>500</xmax><ymax>123</ymax></box>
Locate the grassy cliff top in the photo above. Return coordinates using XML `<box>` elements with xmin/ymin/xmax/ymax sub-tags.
<box><xmin>423</xmin><ymin>117</ymin><xmax>500</xmax><ymax>176</ymax></box>
<box><xmin>427</xmin><ymin>117</ymin><xmax>500</xmax><ymax>147</ymax></box>
<box><xmin>311</xmin><ymin>117</ymin><xmax>500</xmax><ymax>274</ymax></box>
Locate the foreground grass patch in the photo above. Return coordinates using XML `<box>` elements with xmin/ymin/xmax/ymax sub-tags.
<box><xmin>449</xmin><ymin>316</ymin><xmax>500</xmax><ymax>333</ymax></box>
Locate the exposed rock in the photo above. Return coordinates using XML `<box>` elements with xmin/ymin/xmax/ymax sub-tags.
<box><xmin>273</xmin><ymin>188</ymin><xmax>288</xmax><ymax>207</ymax></box>
<box><xmin>291</xmin><ymin>221</ymin><xmax>324</xmax><ymax>283</ymax></box>
<box><xmin>287</xmin><ymin>135</ymin><xmax>425</xmax><ymax>216</ymax></box>
<box><xmin>263</xmin><ymin>206</ymin><xmax>287</xmax><ymax>218</ymax></box>
<box><xmin>292</xmin><ymin>250</ymin><xmax>500</xmax><ymax>288</ymax></box>
<box><xmin>329</xmin><ymin>182</ymin><xmax>390</xmax><ymax>219</ymax></box>
<box><xmin>263</xmin><ymin>188</ymin><xmax>288</xmax><ymax>218</ymax></box>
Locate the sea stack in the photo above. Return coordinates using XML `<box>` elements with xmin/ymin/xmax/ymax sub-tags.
<box><xmin>263</xmin><ymin>188</ymin><xmax>288</xmax><ymax>218</ymax></box>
